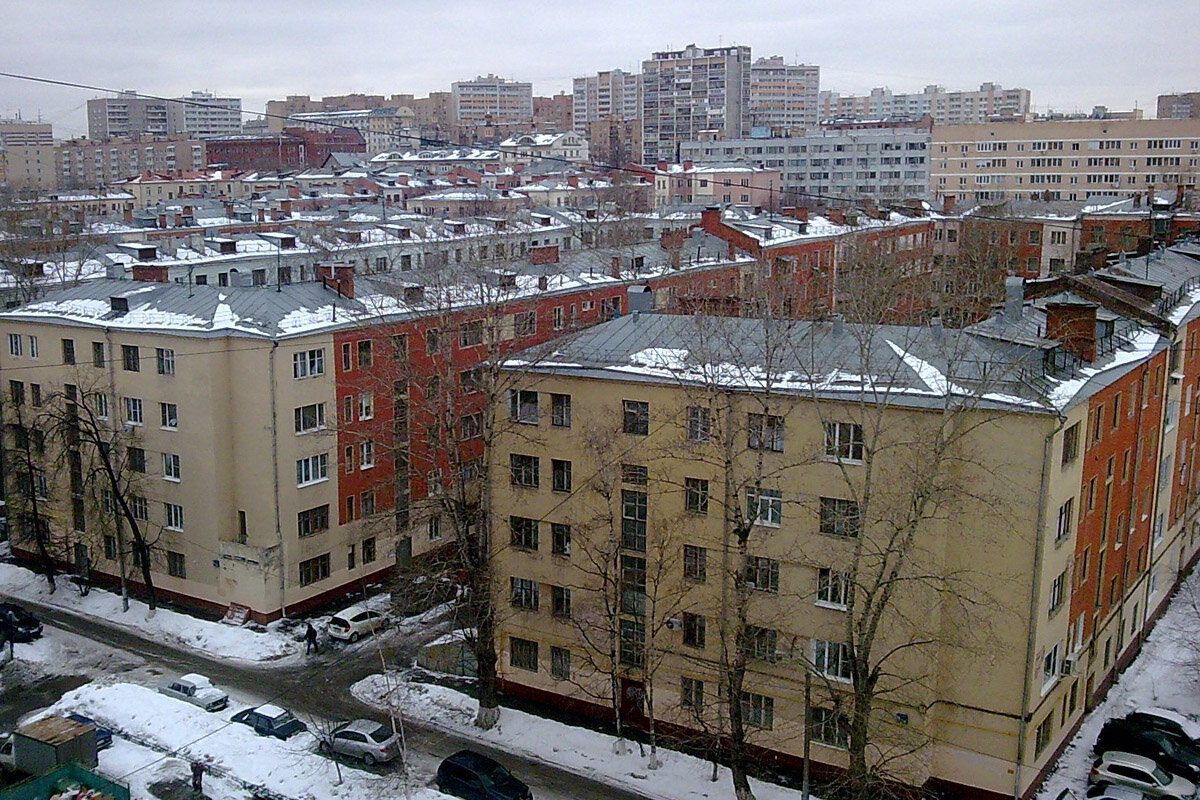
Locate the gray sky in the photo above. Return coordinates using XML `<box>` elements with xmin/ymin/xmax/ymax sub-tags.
<box><xmin>2</xmin><ymin>0</ymin><xmax>1197</xmax><ymax>138</ymax></box>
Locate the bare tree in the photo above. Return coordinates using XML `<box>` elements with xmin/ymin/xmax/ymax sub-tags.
<box><xmin>3</xmin><ymin>397</ymin><xmax>60</xmax><ymax>591</ymax></box>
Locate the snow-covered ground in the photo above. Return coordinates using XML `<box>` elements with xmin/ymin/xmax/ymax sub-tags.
<box><xmin>352</xmin><ymin>675</ymin><xmax>811</xmax><ymax>800</ymax></box>
<box><xmin>1037</xmin><ymin>570</ymin><xmax>1200</xmax><ymax>799</ymax></box>
<box><xmin>0</xmin><ymin>622</ymin><xmax>142</xmax><ymax>694</ymax></box>
<box><xmin>52</xmin><ymin>682</ymin><xmax>447</xmax><ymax>800</ymax></box>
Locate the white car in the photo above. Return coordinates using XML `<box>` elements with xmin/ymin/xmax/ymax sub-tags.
<box><xmin>1090</xmin><ymin>751</ymin><xmax>1197</xmax><ymax>799</ymax></box>
<box><xmin>327</xmin><ymin>605</ymin><xmax>386</xmax><ymax>643</ymax></box>
<box><xmin>158</xmin><ymin>673</ymin><xmax>229</xmax><ymax>712</ymax></box>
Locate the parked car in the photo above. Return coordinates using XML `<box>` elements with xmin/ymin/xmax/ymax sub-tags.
<box><xmin>1128</xmin><ymin>710</ymin><xmax>1200</xmax><ymax>745</ymax></box>
<box><xmin>231</xmin><ymin>705</ymin><xmax>308</xmax><ymax>740</ymax></box>
<box><xmin>1098</xmin><ymin>718</ymin><xmax>1200</xmax><ymax>779</ymax></box>
<box><xmin>0</xmin><ymin>733</ymin><xmax>13</xmax><ymax>771</ymax></box>
<box><xmin>326</xmin><ymin>606</ymin><xmax>385</xmax><ymax>644</ymax></box>
<box><xmin>158</xmin><ymin>674</ymin><xmax>229</xmax><ymax>712</ymax></box>
<box><xmin>0</xmin><ymin>602</ymin><xmax>43</xmax><ymax>642</ymax></box>
<box><xmin>1090</xmin><ymin>751</ymin><xmax>1197</xmax><ymax>799</ymax></box>
<box><xmin>1087</xmin><ymin>784</ymin><xmax>1153</xmax><ymax>800</ymax></box>
<box><xmin>65</xmin><ymin>713</ymin><xmax>112</xmax><ymax>750</ymax></box>
<box><xmin>436</xmin><ymin>750</ymin><xmax>533</xmax><ymax>800</ymax></box>
<box><xmin>317</xmin><ymin>719</ymin><xmax>402</xmax><ymax>766</ymax></box>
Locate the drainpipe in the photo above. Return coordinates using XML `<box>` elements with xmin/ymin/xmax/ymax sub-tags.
<box><xmin>1138</xmin><ymin>360</ymin><xmax>1171</xmax><ymax>653</ymax></box>
<box><xmin>1015</xmin><ymin>415</ymin><xmax>1065</xmax><ymax>800</ymax></box>
<box><xmin>268</xmin><ymin>341</ymin><xmax>285</xmax><ymax>618</ymax></box>
<box><xmin>103</xmin><ymin>329</ymin><xmax>130</xmax><ymax>612</ymax></box>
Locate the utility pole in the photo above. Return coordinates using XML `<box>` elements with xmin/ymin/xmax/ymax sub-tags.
<box><xmin>802</xmin><ymin>669</ymin><xmax>811</xmax><ymax>800</ymax></box>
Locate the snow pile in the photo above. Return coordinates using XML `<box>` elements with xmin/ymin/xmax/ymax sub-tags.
<box><xmin>352</xmin><ymin>677</ymin><xmax>812</xmax><ymax>800</ymax></box>
<box><xmin>0</xmin><ymin>563</ymin><xmax>302</xmax><ymax>663</ymax></box>
<box><xmin>53</xmin><ymin>682</ymin><xmax>443</xmax><ymax>800</ymax></box>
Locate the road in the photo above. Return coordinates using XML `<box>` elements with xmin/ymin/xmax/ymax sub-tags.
<box><xmin>1</xmin><ymin>595</ymin><xmax>657</xmax><ymax>800</ymax></box>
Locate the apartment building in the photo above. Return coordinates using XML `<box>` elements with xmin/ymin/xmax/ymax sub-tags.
<box><xmin>0</xmin><ymin>120</ymin><xmax>53</xmax><ymax>148</ymax></box>
<box><xmin>87</xmin><ymin>93</ymin><xmax>170</xmax><ymax>140</ymax></box>
<box><xmin>681</xmin><ymin>124</ymin><xmax>932</xmax><ymax>202</ymax></box>
<box><xmin>931</xmin><ymin>118</ymin><xmax>1200</xmax><ymax>204</ymax></box>
<box><xmin>451</xmin><ymin>76</ymin><xmax>534</xmax><ymax>127</ymax></box>
<box><xmin>746</xmin><ymin>56</ymin><xmax>820</xmax><ymax>132</ymax></box>
<box><xmin>652</xmin><ymin>162</ymin><xmax>780</xmax><ymax>208</ymax></box>
<box><xmin>532</xmin><ymin>94</ymin><xmax>573</xmax><ymax>133</ymax></box>
<box><xmin>165</xmin><ymin>91</ymin><xmax>243</xmax><ymax>139</ymax></box>
<box><xmin>284</xmin><ymin>108</ymin><xmax>416</xmax><ymax>154</ymax></box>
<box><xmin>498</xmin><ymin>132</ymin><xmax>589</xmax><ymax>165</ymax></box>
<box><xmin>572</xmin><ymin>69</ymin><xmax>642</xmax><ymax>136</ymax></box>
<box><xmin>265</xmin><ymin>93</ymin><xmax>399</xmax><ymax>133</ymax></box>
<box><xmin>48</xmin><ymin>137</ymin><xmax>207</xmax><ymax>191</ymax></box>
<box><xmin>488</xmin><ymin>247</ymin><xmax>1200</xmax><ymax>798</ymax></box>
<box><xmin>1</xmin><ymin>144</ymin><xmax>56</xmax><ymax>194</ymax></box>
<box><xmin>641</xmin><ymin>44</ymin><xmax>753</xmax><ymax>163</ymax></box>
<box><xmin>1158</xmin><ymin>92</ymin><xmax>1200</xmax><ymax>120</ymax></box>
<box><xmin>819</xmin><ymin>82</ymin><xmax>1030</xmax><ymax>125</ymax></box>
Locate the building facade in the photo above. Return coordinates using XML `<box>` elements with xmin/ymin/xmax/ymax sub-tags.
<box><xmin>87</xmin><ymin>93</ymin><xmax>170</xmax><ymax>140</ymax></box>
<box><xmin>572</xmin><ymin>70</ymin><xmax>642</xmax><ymax>136</ymax></box>
<box><xmin>165</xmin><ymin>92</ymin><xmax>243</xmax><ymax>139</ymax></box>
<box><xmin>1157</xmin><ymin>92</ymin><xmax>1200</xmax><ymax>120</ymax></box>
<box><xmin>452</xmin><ymin>76</ymin><xmax>534</xmax><ymax>127</ymax></box>
<box><xmin>641</xmin><ymin>44</ymin><xmax>753</xmax><ymax>163</ymax></box>
<box><xmin>819</xmin><ymin>83</ymin><xmax>1031</xmax><ymax>125</ymax></box>
<box><xmin>931</xmin><ymin>118</ymin><xmax>1200</xmax><ymax>204</ymax></box>
<box><xmin>746</xmin><ymin>56</ymin><xmax>820</xmax><ymax>133</ymax></box>
<box><xmin>49</xmin><ymin>138</ymin><xmax>208</xmax><ymax>192</ymax></box>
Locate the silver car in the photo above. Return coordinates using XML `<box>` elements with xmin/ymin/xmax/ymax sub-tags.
<box><xmin>1090</xmin><ymin>751</ymin><xmax>1197</xmax><ymax>799</ymax></box>
<box><xmin>158</xmin><ymin>673</ymin><xmax>229</xmax><ymax>712</ymax></box>
<box><xmin>318</xmin><ymin>719</ymin><xmax>402</xmax><ymax>766</ymax></box>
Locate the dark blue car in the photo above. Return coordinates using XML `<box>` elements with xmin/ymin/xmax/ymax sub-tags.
<box><xmin>436</xmin><ymin>750</ymin><xmax>532</xmax><ymax>800</ymax></box>
<box><xmin>66</xmin><ymin>713</ymin><xmax>113</xmax><ymax>750</ymax></box>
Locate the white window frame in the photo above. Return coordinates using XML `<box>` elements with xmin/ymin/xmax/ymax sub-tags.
<box><xmin>294</xmin><ymin>403</ymin><xmax>326</xmax><ymax>434</ymax></box>
<box><xmin>292</xmin><ymin>348</ymin><xmax>325</xmax><ymax>379</ymax></box>
<box><xmin>124</xmin><ymin>397</ymin><xmax>144</xmax><ymax>425</ymax></box>
<box><xmin>160</xmin><ymin>402</ymin><xmax>178</xmax><ymax>429</ymax></box>
<box><xmin>163</xmin><ymin>452</ymin><xmax>181</xmax><ymax>481</ymax></box>
<box><xmin>817</xmin><ymin>568</ymin><xmax>851</xmax><ymax>609</ymax></box>
<box><xmin>813</xmin><ymin>639</ymin><xmax>853</xmax><ymax>682</ymax></box>
<box><xmin>164</xmin><ymin>502</ymin><xmax>184</xmax><ymax>531</ymax></box>
<box><xmin>296</xmin><ymin>453</ymin><xmax>329</xmax><ymax>487</ymax></box>
<box><xmin>360</xmin><ymin>440</ymin><xmax>375</xmax><ymax>469</ymax></box>
<box><xmin>748</xmin><ymin>488</ymin><xmax>782</xmax><ymax>527</ymax></box>
<box><xmin>358</xmin><ymin>393</ymin><xmax>374</xmax><ymax>421</ymax></box>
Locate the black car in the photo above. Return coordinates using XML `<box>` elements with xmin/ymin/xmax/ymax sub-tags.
<box><xmin>1096</xmin><ymin>718</ymin><xmax>1200</xmax><ymax>779</ymax></box>
<box><xmin>437</xmin><ymin>750</ymin><xmax>532</xmax><ymax>800</ymax></box>
<box><xmin>1126</xmin><ymin>711</ymin><xmax>1200</xmax><ymax>746</ymax></box>
<box><xmin>66</xmin><ymin>713</ymin><xmax>113</xmax><ymax>750</ymax></box>
<box><xmin>0</xmin><ymin>602</ymin><xmax>42</xmax><ymax>642</ymax></box>
<box><xmin>230</xmin><ymin>705</ymin><xmax>308</xmax><ymax>740</ymax></box>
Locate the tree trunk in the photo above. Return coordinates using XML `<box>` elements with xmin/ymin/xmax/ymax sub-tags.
<box><xmin>472</xmin><ymin>587</ymin><xmax>500</xmax><ymax>729</ymax></box>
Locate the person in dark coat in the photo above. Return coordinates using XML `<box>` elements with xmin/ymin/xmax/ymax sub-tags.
<box><xmin>304</xmin><ymin>622</ymin><xmax>318</xmax><ymax>654</ymax></box>
<box><xmin>191</xmin><ymin>761</ymin><xmax>204</xmax><ymax>792</ymax></box>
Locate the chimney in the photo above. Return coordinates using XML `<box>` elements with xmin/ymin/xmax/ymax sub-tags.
<box><xmin>224</xmin><ymin>202</ymin><xmax>235</xmax><ymax>218</ymax></box>
<box><xmin>396</xmin><ymin>174</ymin><xmax>409</xmax><ymax>186</ymax></box>
<box><xmin>182</xmin><ymin>205</ymin><xmax>193</xmax><ymax>216</ymax></box>
<box><xmin>537</xmin><ymin>275</ymin><xmax>549</xmax><ymax>291</ymax></box>
<box><xmin>683</xmin><ymin>160</ymin><xmax>693</xmax><ymax>171</ymax></box>
<box><xmin>1045</xmin><ymin>301</ymin><xmax>1099</xmax><ymax>362</ymax></box>
<box><xmin>344</xmin><ymin>183</ymin><xmax>355</xmax><ymax>196</ymax></box>
<box><xmin>174</xmin><ymin>213</ymin><xmax>184</xmax><ymax>227</ymax></box>
<box><xmin>281</xmin><ymin>199</ymin><xmax>293</xmax><ymax>214</ymax></box>
<box><xmin>567</xmin><ymin>175</ymin><xmax>579</xmax><ymax>188</ymax></box>
<box><xmin>123</xmin><ymin>207</ymin><xmax>133</xmax><ymax>223</ymax></box>
<box><xmin>611</xmin><ymin>256</ymin><xmax>621</xmax><ymax>278</ymax></box>
<box><xmin>530</xmin><ymin>245</ymin><xmax>559</xmax><ymax>265</ymax></box>
<box><xmin>657</xmin><ymin>160</ymin><xmax>668</xmax><ymax>172</ymax></box>
<box><xmin>783</xmin><ymin>206</ymin><xmax>809</xmax><ymax>222</ymax></box>
<box><xmin>942</xmin><ymin>195</ymin><xmax>956</xmax><ymax>215</ymax></box>
<box><xmin>333</xmin><ymin>265</ymin><xmax>355</xmax><ymax>298</ymax></box>
<box><xmin>700</xmin><ymin>205</ymin><xmax>722</xmax><ymax>234</ymax></box>
<box><xmin>827</xmin><ymin>209</ymin><xmax>845</xmax><ymax>225</ymax></box>
<box><xmin>288</xmin><ymin>185</ymin><xmax>301</xmax><ymax>199</ymax></box>
<box><xmin>257</xmin><ymin>209</ymin><xmax>265</xmax><ymax>222</ymax></box>
<box><xmin>1004</xmin><ymin>276</ymin><xmax>1024</xmax><ymax>321</ymax></box>
<box><xmin>131</xmin><ymin>264</ymin><xmax>169</xmax><ymax>283</ymax></box>
<box><xmin>157</xmin><ymin>213</ymin><xmax>168</xmax><ymax>229</ymax></box>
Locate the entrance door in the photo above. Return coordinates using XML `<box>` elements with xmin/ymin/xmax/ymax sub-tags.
<box><xmin>620</xmin><ymin>678</ymin><xmax>648</xmax><ymax>730</ymax></box>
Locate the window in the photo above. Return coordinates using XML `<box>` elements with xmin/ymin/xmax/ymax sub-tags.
<box><xmin>686</xmin><ymin>406</ymin><xmax>711</xmax><ymax>442</ymax></box>
<box><xmin>459</xmin><ymin>412</ymin><xmax>483</xmax><ymax>440</ymax></box>
<box><xmin>424</xmin><ymin>328</ymin><xmax>440</xmax><ymax>353</ymax></box>
<box><xmin>510</xmin><ymin>516</ymin><xmax>539</xmax><ymax>549</ymax></box>
<box><xmin>622</xmin><ymin>489</ymin><xmax>648</xmax><ymax>551</ymax></box>
<box><xmin>26</xmin><ymin>335</ymin><xmax>37</xmax><ymax>358</ymax></box>
<box><xmin>344</xmin><ymin>396</ymin><xmax>354</xmax><ymax>424</ymax></box>
<box><xmin>812</xmin><ymin>707</ymin><xmax>849</xmax><ymax>748</ymax></box>
<box><xmin>7</xmin><ymin>333</ymin><xmax>21</xmax><ymax>357</ymax></box>
<box><xmin>552</xmin><ymin>307</ymin><xmax>565</xmax><ymax>331</ymax></box>
<box><xmin>459</xmin><ymin>367</ymin><xmax>484</xmax><ymax>394</ymax></box>
<box><xmin>92</xmin><ymin>341</ymin><xmax>105</xmax><ymax>367</ymax></box>
<box><xmin>8</xmin><ymin>381</ymin><xmax>23</xmax><ymax>405</ymax></box>
<box><xmin>746</xmin><ymin>556</ymin><xmax>780</xmax><ymax>592</ymax></box>
<box><xmin>623</xmin><ymin>400</ymin><xmax>649</xmax><ymax>435</ymax></box>
<box><xmin>514</xmin><ymin>311</ymin><xmax>536</xmax><ymax>337</ymax></box>
<box><xmin>511</xmin><ymin>577</ymin><xmax>539</xmax><ymax>610</ymax></box>
<box><xmin>550</xmin><ymin>646</ymin><xmax>570</xmax><ymax>679</ymax></box>
<box><xmin>362</xmin><ymin>537</ymin><xmax>376</xmax><ymax>563</ymax></box>
<box><xmin>61</xmin><ymin>339</ymin><xmax>75</xmax><ymax>365</ymax></box>
<box><xmin>1042</xmin><ymin>642</ymin><xmax>1060</xmax><ymax>684</ymax></box>
<box><xmin>160</xmin><ymin>402</ymin><xmax>178</xmax><ymax>429</ymax></box>
<box><xmin>511</xmin><ymin>637</ymin><xmax>538</xmax><ymax>671</ymax></box>
<box><xmin>124</xmin><ymin>397</ymin><xmax>144</xmax><ymax>425</ymax></box>
<box><xmin>155</xmin><ymin>348</ymin><xmax>175</xmax><ymax>375</ymax></box>
<box><xmin>299</xmin><ymin>553</ymin><xmax>331</xmax><ymax>586</ymax></box>
<box><xmin>131</xmin><ymin>495</ymin><xmax>148</xmax><ymax>521</ymax></box>
<box><xmin>748</xmin><ymin>488</ymin><xmax>782</xmax><ymax>527</ymax></box>
<box><xmin>741</xmin><ymin>692</ymin><xmax>774</xmax><ymax>729</ymax></box>
<box><xmin>744</xmin><ymin>626</ymin><xmax>778</xmax><ymax>661</ymax></box>
<box><xmin>296</xmin><ymin>453</ymin><xmax>329</xmax><ymax>486</ymax></box>
<box><xmin>104</xmin><ymin>535</ymin><xmax>117</xmax><ymax>561</ymax></box>
<box><xmin>820</xmin><ymin>497</ymin><xmax>861</xmax><ymax>537</ymax></box>
<box><xmin>164</xmin><ymin>502</ymin><xmax>184</xmax><ymax>530</ymax></box>
<box><xmin>163</xmin><ymin>452</ymin><xmax>181</xmax><ymax>481</ymax></box>
<box><xmin>552</xmin><ymin>459</ymin><xmax>572</xmax><ymax>492</ymax></box>
<box><xmin>459</xmin><ymin>320</ymin><xmax>485</xmax><ymax>348</ymax></box>
<box><xmin>1034</xmin><ymin>715</ymin><xmax>1054</xmax><ymax>755</ymax></box>
<box><xmin>551</xmin><ymin>393</ymin><xmax>571</xmax><ymax>427</ymax></box>
<box><xmin>682</xmin><ymin>612</ymin><xmax>706</xmax><ymax>648</ymax></box>
<box><xmin>167</xmin><ymin>551</ymin><xmax>186</xmax><ymax>578</ymax></box>
<box><xmin>681</xmin><ymin>677</ymin><xmax>704</xmax><ymax>712</ymax></box>
<box><xmin>551</xmin><ymin>585</ymin><xmax>571</xmax><ymax>618</ymax></box>
<box><xmin>293</xmin><ymin>349</ymin><xmax>324</xmax><ymax>378</ymax></box>
<box><xmin>748</xmin><ymin>413</ymin><xmax>785</xmax><ymax>452</ymax></box>
<box><xmin>391</xmin><ymin>334</ymin><xmax>408</xmax><ymax>360</ymax></box>
<box><xmin>1056</xmin><ymin>498</ymin><xmax>1074</xmax><ymax>543</ymax></box>
<box><xmin>298</xmin><ymin>505</ymin><xmax>330</xmax><ymax>537</ymax></box>
<box><xmin>357</xmin><ymin>393</ymin><xmax>374</xmax><ymax>421</ymax></box>
<box><xmin>360</xmin><ymin>440</ymin><xmax>375</xmax><ymax>469</ymax></box>
<box><xmin>616</xmin><ymin>464</ymin><xmax>646</xmax><ymax>486</ymax></box>
<box><xmin>621</xmin><ymin>554</ymin><xmax>647</xmax><ymax>616</ymax></box>
<box><xmin>814</xmin><ymin>639</ymin><xmax>853</xmax><ymax>681</ymax></box>
<box><xmin>127</xmin><ymin>447</ymin><xmax>146</xmax><ymax>473</ymax></box>
<box><xmin>817</xmin><ymin>568</ymin><xmax>851</xmax><ymax>608</ymax></box>
<box><xmin>341</xmin><ymin>342</ymin><xmax>352</xmax><ymax>371</ymax></box>
<box><xmin>510</xmin><ymin>454</ymin><xmax>540</xmax><ymax>487</ymax></box>
<box><xmin>824</xmin><ymin>422</ymin><xmax>864</xmax><ymax>462</ymax></box>
<box><xmin>356</xmin><ymin>339</ymin><xmax>372</xmax><ymax>367</ymax></box>
<box><xmin>1049</xmin><ymin>570</ymin><xmax>1066</xmax><ymax>614</ymax></box>
<box><xmin>294</xmin><ymin>403</ymin><xmax>326</xmax><ymax>433</ymax></box>
<box><xmin>620</xmin><ymin>618</ymin><xmax>645</xmax><ymax>666</ymax></box>
<box><xmin>29</xmin><ymin>383</ymin><xmax>40</xmax><ymax>407</ymax></box>
<box><xmin>122</xmin><ymin>345</ymin><xmax>140</xmax><ymax>371</ymax></box>
<box><xmin>552</xmin><ymin>523</ymin><xmax>571</xmax><ymax>555</ymax></box>
<box><xmin>684</xmin><ymin>478</ymin><xmax>709</xmax><ymax>514</ymax></box>
<box><xmin>509</xmin><ymin>389</ymin><xmax>539</xmax><ymax>424</ymax></box>
<box><xmin>684</xmin><ymin>545</ymin><xmax>707</xmax><ymax>582</ymax></box>
<box><xmin>345</xmin><ymin>494</ymin><xmax>357</xmax><ymax>521</ymax></box>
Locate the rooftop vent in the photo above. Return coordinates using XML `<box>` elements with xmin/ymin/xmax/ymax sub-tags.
<box><xmin>109</xmin><ymin>296</ymin><xmax>129</xmax><ymax>315</ymax></box>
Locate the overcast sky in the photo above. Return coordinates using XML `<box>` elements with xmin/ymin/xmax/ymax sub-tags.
<box><xmin>2</xmin><ymin>0</ymin><xmax>1197</xmax><ymax>138</ymax></box>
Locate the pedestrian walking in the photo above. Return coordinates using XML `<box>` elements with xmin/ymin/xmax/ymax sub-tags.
<box><xmin>190</xmin><ymin>761</ymin><xmax>204</xmax><ymax>793</ymax></box>
<box><xmin>304</xmin><ymin>622</ymin><xmax>318</xmax><ymax>654</ymax></box>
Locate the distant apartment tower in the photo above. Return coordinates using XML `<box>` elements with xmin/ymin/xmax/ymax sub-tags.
<box><xmin>1158</xmin><ymin>92</ymin><xmax>1200</xmax><ymax>120</ymax></box>
<box><xmin>53</xmin><ymin>136</ymin><xmax>206</xmax><ymax>190</ymax></box>
<box><xmin>0</xmin><ymin>119</ymin><xmax>53</xmax><ymax>147</ymax></box>
<box><xmin>641</xmin><ymin>44</ymin><xmax>752</xmax><ymax>163</ymax></box>
<box><xmin>451</xmin><ymin>75</ymin><xmax>533</xmax><ymax>126</ymax></box>
<box><xmin>572</xmin><ymin>69</ymin><xmax>642</xmax><ymax>135</ymax></box>
<box><xmin>533</xmin><ymin>93</ymin><xmax>573</xmax><ymax>132</ymax></box>
<box><xmin>819</xmin><ymin>83</ymin><xmax>1030</xmax><ymax>124</ymax></box>
<box><xmin>264</xmin><ymin>94</ymin><xmax>390</xmax><ymax>132</ymax></box>
<box><xmin>87</xmin><ymin>92</ymin><xmax>170</xmax><ymax>139</ymax></box>
<box><xmin>747</xmin><ymin>56</ymin><xmax>820</xmax><ymax>132</ymax></box>
<box><xmin>166</xmin><ymin>91</ymin><xmax>243</xmax><ymax>139</ymax></box>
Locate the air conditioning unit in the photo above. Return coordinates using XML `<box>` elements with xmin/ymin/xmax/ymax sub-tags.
<box><xmin>665</xmin><ymin>618</ymin><xmax>682</xmax><ymax>631</ymax></box>
<box><xmin>1060</xmin><ymin>657</ymin><xmax>1075</xmax><ymax>676</ymax></box>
